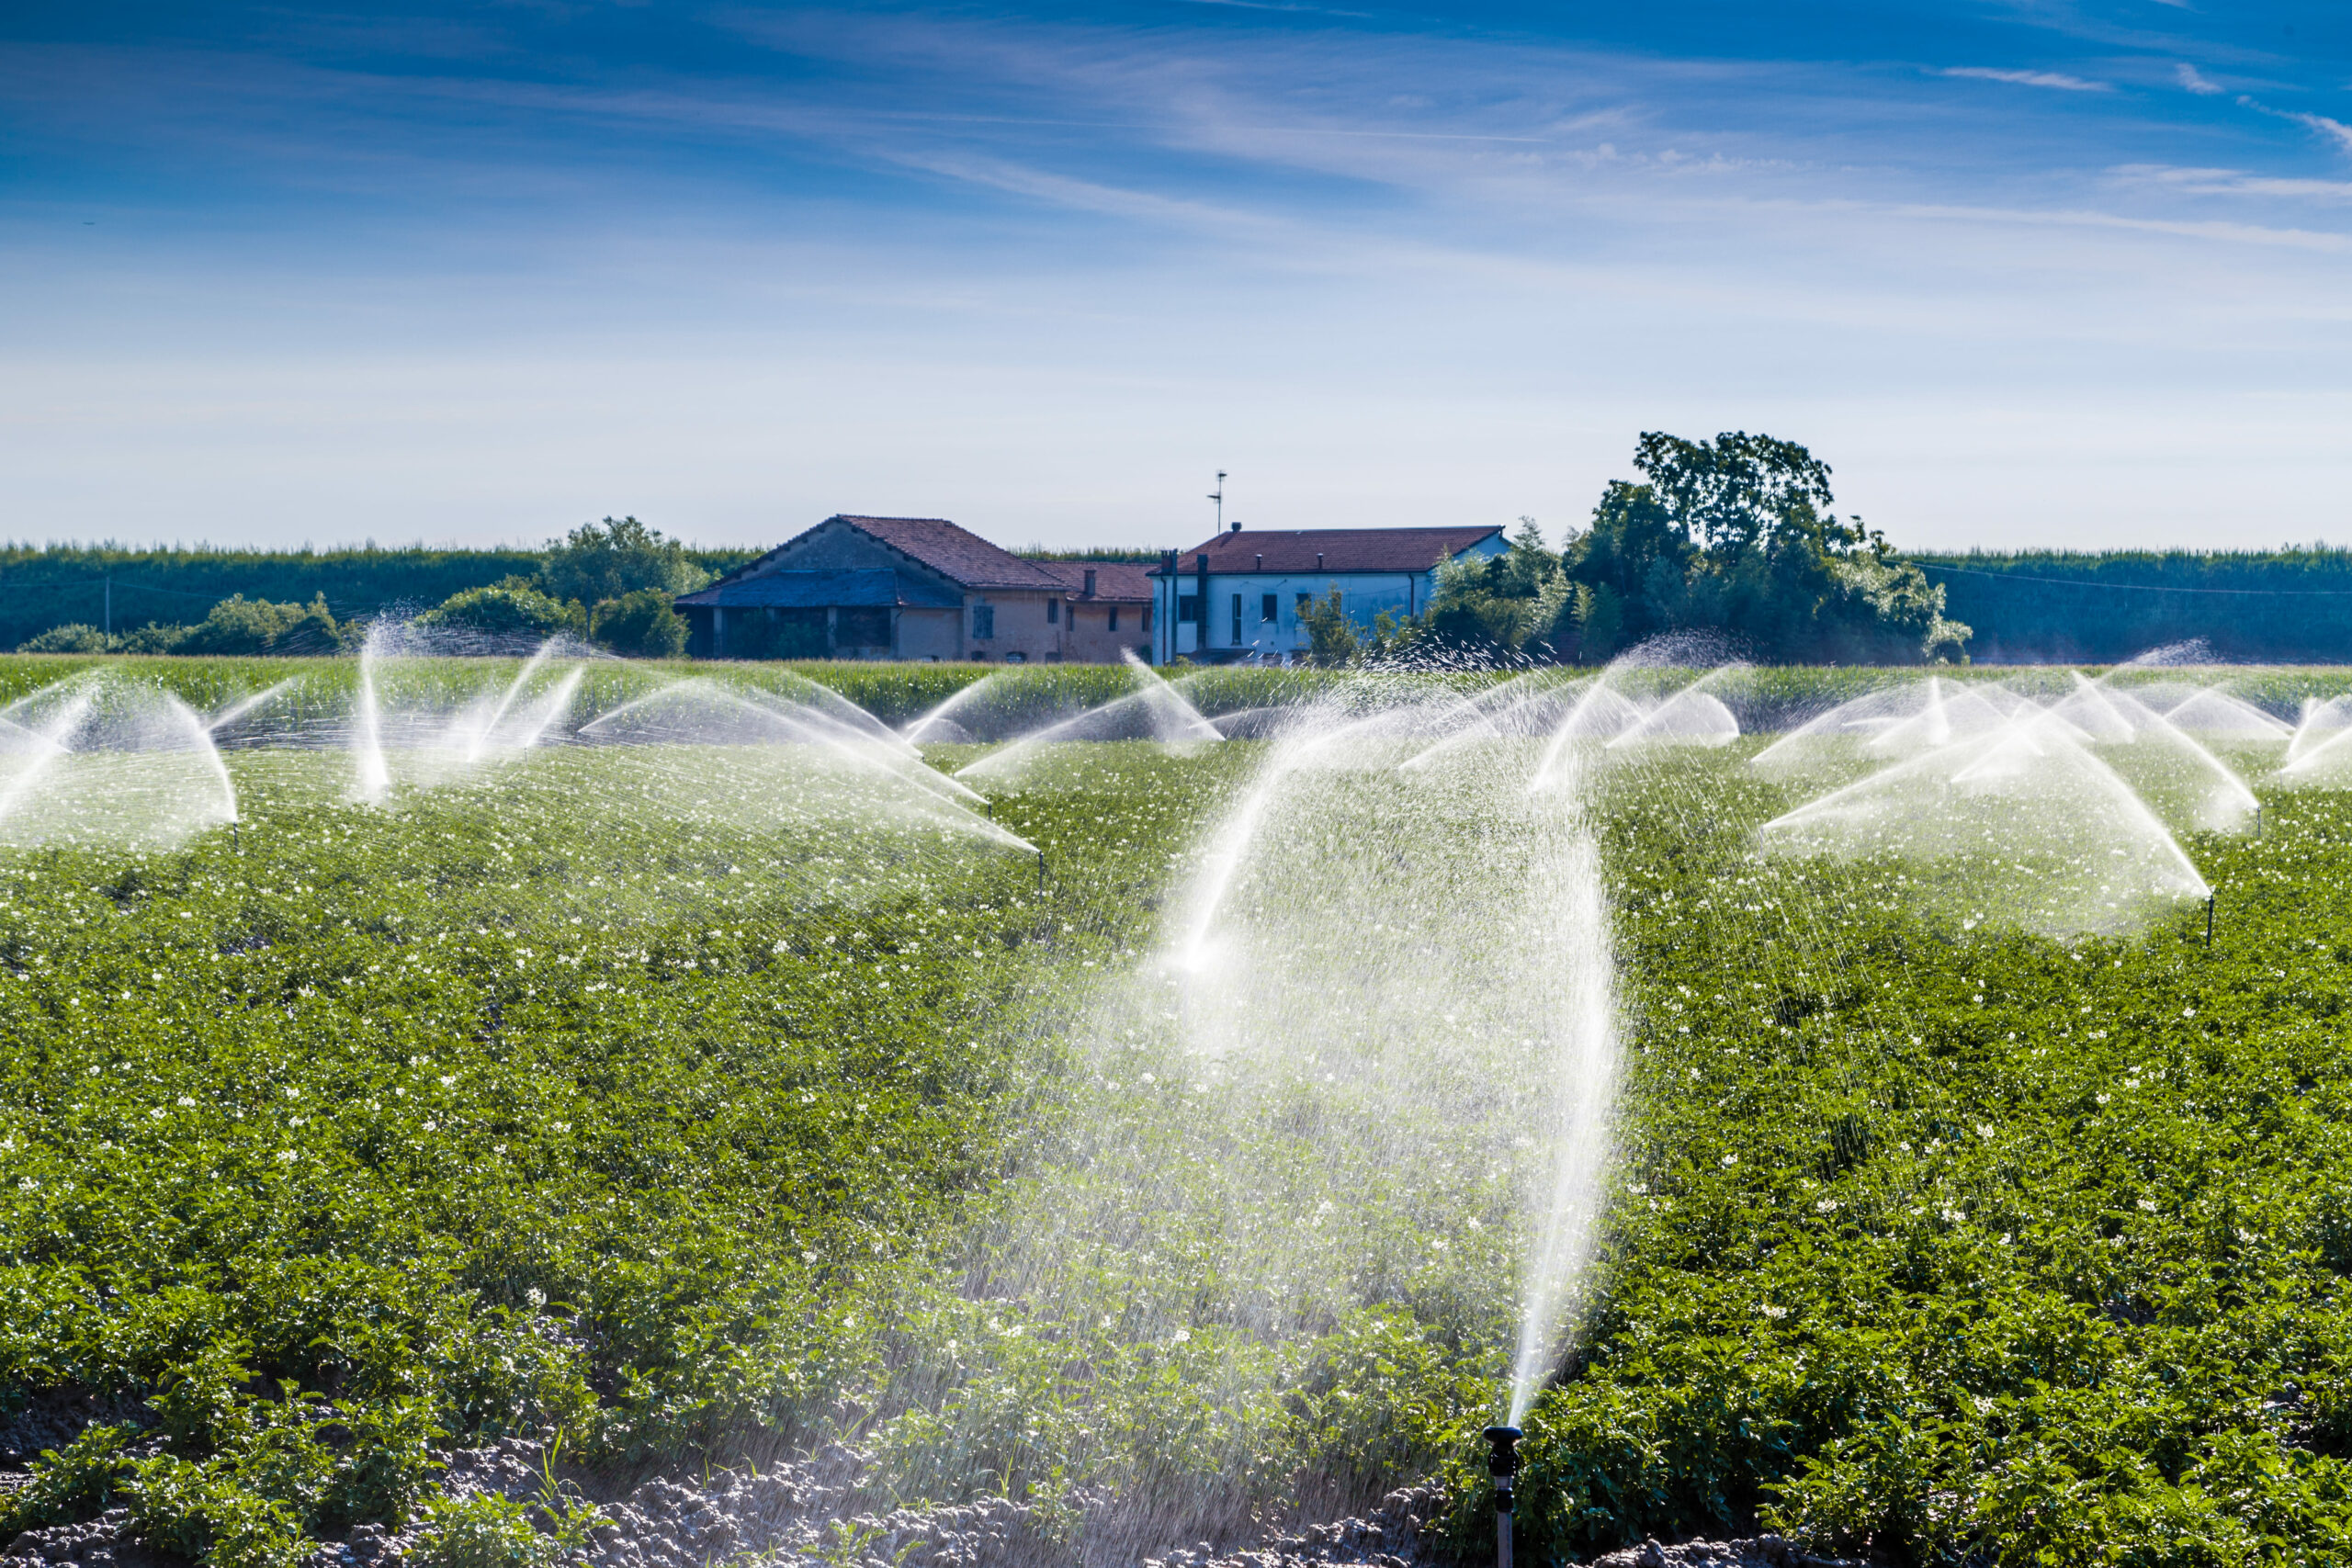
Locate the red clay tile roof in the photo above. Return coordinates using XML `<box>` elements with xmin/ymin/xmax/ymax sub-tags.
<box><xmin>675</xmin><ymin>570</ymin><xmax>961</xmax><ymax>610</ymax></box>
<box><xmin>1032</xmin><ymin>560</ymin><xmax>1154</xmax><ymax>601</ymax></box>
<box><xmin>830</xmin><ymin>515</ymin><xmax>1070</xmax><ymax>592</ymax></box>
<box><xmin>1148</xmin><ymin>526</ymin><xmax>1506</xmax><ymax>575</ymax></box>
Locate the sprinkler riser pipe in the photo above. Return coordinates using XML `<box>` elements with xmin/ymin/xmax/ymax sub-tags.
<box><xmin>1484</xmin><ymin>1427</ymin><xmax>1521</xmax><ymax>1568</ymax></box>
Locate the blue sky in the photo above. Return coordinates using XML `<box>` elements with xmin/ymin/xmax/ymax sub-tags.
<box><xmin>3</xmin><ymin>2</ymin><xmax>2348</xmax><ymax>552</ymax></box>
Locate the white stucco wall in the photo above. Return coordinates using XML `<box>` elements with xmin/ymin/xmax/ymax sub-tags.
<box><xmin>1152</xmin><ymin>536</ymin><xmax>1510</xmax><ymax>662</ymax></box>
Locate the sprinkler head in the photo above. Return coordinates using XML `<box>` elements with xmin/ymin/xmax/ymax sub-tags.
<box><xmin>1483</xmin><ymin>1426</ymin><xmax>1521</xmax><ymax>1497</ymax></box>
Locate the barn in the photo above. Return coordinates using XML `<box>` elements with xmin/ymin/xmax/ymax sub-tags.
<box><xmin>675</xmin><ymin>515</ymin><xmax>1153</xmax><ymax>663</ymax></box>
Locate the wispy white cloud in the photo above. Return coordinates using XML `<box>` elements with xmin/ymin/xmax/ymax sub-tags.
<box><xmin>1939</xmin><ymin>66</ymin><xmax>2111</xmax><ymax>92</ymax></box>
<box><xmin>2113</xmin><ymin>163</ymin><xmax>2352</xmax><ymax>202</ymax></box>
<box><xmin>2232</xmin><ymin>92</ymin><xmax>2352</xmax><ymax>158</ymax></box>
<box><xmin>2291</xmin><ymin>112</ymin><xmax>2352</xmax><ymax>156</ymax></box>
<box><xmin>9</xmin><ymin>5</ymin><xmax>2352</xmax><ymax>549</ymax></box>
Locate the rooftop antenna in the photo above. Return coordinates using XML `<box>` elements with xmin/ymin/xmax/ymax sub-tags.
<box><xmin>1209</xmin><ymin>470</ymin><xmax>1227</xmax><ymax>533</ymax></box>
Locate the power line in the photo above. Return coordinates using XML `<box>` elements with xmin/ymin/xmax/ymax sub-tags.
<box><xmin>1914</xmin><ymin>561</ymin><xmax>2352</xmax><ymax>598</ymax></box>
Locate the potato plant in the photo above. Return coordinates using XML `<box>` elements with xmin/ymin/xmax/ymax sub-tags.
<box><xmin>7</xmin><ymin>680</ymin><xmax>2352</xmax><ymax>1568</ymax></box>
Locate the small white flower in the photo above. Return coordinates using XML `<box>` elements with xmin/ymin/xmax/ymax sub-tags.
<box><xmin>1721</xmin><ymin>1154</ymin><xmax>1738</xmax><ymax>1168</ymax></box>
<box><xmin>1815</xmin><ymin>1198</ymin><xmax>1839</xmax><ymax>1213</ymax></box>
<box><xmin>275</xmin><ymin>1150</ymin><xmax>298</xmax><ymax>1163</ymax></box>
<box><xmin>2137</xmin><ymin>1198</ymin><xmax>2159</xmax><ymax>1213</ymax></box>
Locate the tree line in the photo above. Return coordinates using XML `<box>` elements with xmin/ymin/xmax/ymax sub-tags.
<box><xmin>1905</xmin><ymin>550</ymin><xmax>2352</xmax><ymax>664</ymax></box>
<box><xmin>6</xmin><ymin>521</ymin><xmax>752</xmax><ymax>659</ymax></box>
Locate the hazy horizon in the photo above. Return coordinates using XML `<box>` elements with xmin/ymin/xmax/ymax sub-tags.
<box><xmin>6</xmin><ymin>1</ymin><xmax>2348</xmax><ymax>554</ymax></box>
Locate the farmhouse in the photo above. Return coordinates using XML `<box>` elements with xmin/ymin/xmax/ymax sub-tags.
<box><xmin>674</xmin><ymin>515</ymin><xmax>1153</xmax><ymax>663</ymax></box>
<box><xmin>1148</xmin><ymin>525</ymin><xmax>1509</xmax><ymax>663</ymax></box>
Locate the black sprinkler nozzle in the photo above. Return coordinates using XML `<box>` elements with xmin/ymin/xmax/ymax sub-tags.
<box><xmin>1484</xmin><ymin>1425</ymin><xmax>1521</xmax><ymax>1495</ymax></box>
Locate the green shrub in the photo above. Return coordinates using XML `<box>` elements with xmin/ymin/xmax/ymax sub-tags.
<box><xmin>588</xmin><ymin>589</ymin><xmax>687</xmax><ymax>660</ymax></box>
<box><xmin>415</xmin><ymin>584</ymin><xmax>586</xmax><ymax>642</ymax></box>
<box><xmin>176</xmin><ymin>595</ymin><xmax>345</xmax><ymax>657</ymax></box>
<box><xmin>2</xmin><ymin>1425</ymin><xmax>138</xmax><ymax>1533</ymax></box>
<box><xmin>410</xmin><ymin>1493</ymin><xmax>564</xmax><ymax>1568</ymax></box>
<box><xmin>117</xmin><ymin>622</ymin><xmax>192</xmax><ymax>653</ymax></box>
<box><xmin>17</xmin><ymin>623</ymin><xmax>112</xmax><ymax>653</ymax></box>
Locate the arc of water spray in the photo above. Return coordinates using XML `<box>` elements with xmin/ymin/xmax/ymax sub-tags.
<box><xmin>458</xmin><ymin>644</ymin><xmax>560</xmax><ymax>765</ymax></box>
<box><xmin>1763</xmin><ymin>703</ymin><xmax>2211</xmax><ymax>904</ymax></box>
<box><xmin>2064</xmin><ymin>671</ymin><xmax>2259</xmax><ymax>825</ymax></box>
<box><xmin>955</xmin><ymin>654</ymin><xmax>1221</xmax><ymax>782</ymax></box>
<box><xmin>1507</xmin><ymin>787</ymin><xmax>1620</xmax><ymax>1425</ymax></box>
<box><xmin>729</xmin><ymin>684</ymin><xmax>988</xmax><ymax>807</ymax></box>
<box><xmin>0</xmin><ymin>687</ymin><xmax>96</xmax><ymax>828</ymax></box>
<box><xmin>204</xmin><ymin>678</ymin><xmax>301</xmax><ymax>736</ymax></box>
<box><xmin>1528</xmin><ymin>680</ymin><xmax>1639</xmax><ymax>794</ymax></box>
<box><xmin>582</xmin><ymin>680</ymin><xmax>1025</xmax><ymax>850</ymax></box>
<box><xmin>352</xmin><ymin>635</ymin><xmax>391</xmax><ymax>804</ymax></box>
<box><xmin>1397</xmin><ymin>673</ymin><xmax>1589</xmax><ymax>773</ymax></box>
<box><xmin>165</xmin><ymin>693</ymin><xmax>242</xmax><ymax>827</ymax></box>
<box><xmin>902</xmin><ymin>671</ymin><xmax>1012</xmax><ymax>745</ymax></box>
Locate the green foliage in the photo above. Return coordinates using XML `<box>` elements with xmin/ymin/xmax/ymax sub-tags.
<box><xmin>416</xmin><ymin>584</ymin><xmax>587</xmax><ymax>642</ymax></box>
<box><xmin>176</xmin><ymin>595</ymin><xmax>345</xmax><ymax>657</ymax></box>
<box><xmin>0</xmin><ymin>728</ymin><xmax>1230</xmax><ymax>1561</ymax></box>
<box><xmin>17</xmin><ymin>623</ymin><xmax>115</xmax><ymax>653</ymax></box>
<box><xmin>1561</xmin><ymin>432</ymin><xmax>1969</xmax><ymax>665</ymax></box>
<box><xmin>1459</xmin><ymin>750</ymin><xmax>2352</xmax><ymax>1562</ymax></box>
<box><xmin>410</xmin><ymin>1489</ymin><xmax>590</xmax><ymax>1568</ymax></box>
<box><xmin>16</xmin><ymin>597</ymin><xmax>344</xmax><ymax>658</ymax></box>
<box><xmin>1296</xmin><ymin>587</ymin><xmax>1363</xmax><ymax>667</ymax></box>
<box><xmin>1411</xmin><ymin>520</ymin><xmax>1571</xmax><ymax>660</ymax></box>
<box><xmin>537</xmin><ymin>518</ymin><xmax>709</xmax><ymax>608</ymax></box>
<box><xmin>2</xmin><ymin>1425</ymin><xmax>137</xmax><ymax>1531</ymax></box>
<box><xmin>8</xmin><ymin>664</ymin><xmax>2352</xmax><ymax>1562</ymax></box>
<box><xmin>588</xmin><ymin>590</ymin><xmax>688</xmax><ymax>660</ymax></box>
<box><xmin>1913</xmin><ymin>549</ymin><xmax>2352</xmax><ymax>663</ymax></box>
<box><xmin>0</xmin><ymin>543</ymin><xmax>755</xmax><ymax>656</ymax></box>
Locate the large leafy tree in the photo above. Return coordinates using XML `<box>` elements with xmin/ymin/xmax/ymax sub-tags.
<box><xmin>1560</xmin><ymin>431</ymin><xmax>1968</xmax><ymax>664</ymax></box>
<box><xmin>537</xmin><ymin>516</ymin><xmax>709</xmax><ymax>606</ymax></box>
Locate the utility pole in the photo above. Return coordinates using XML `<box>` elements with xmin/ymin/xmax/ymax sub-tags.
<box><xmin>1208</xmin><ymin>470</ymin><xmax>1227</xmax><ymax>533</ymax></box>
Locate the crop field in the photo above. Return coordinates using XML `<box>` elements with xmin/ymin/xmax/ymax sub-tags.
<box><xmin>6</xmin><ymin>656</ymin><xmax>2352</xmax><ymax>1568</ymax></box>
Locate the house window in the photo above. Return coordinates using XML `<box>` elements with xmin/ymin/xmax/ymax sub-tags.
<box><xmin>1178</xmin><ymin>594</ymin><xmax>1200</xmax><ymax>624</ymax></box>
<box><xmin>1295</xmin><ymin>592</ymin><xmax>1311</xmax><ymax>615</ymax></box>
<box><xmin>1261</xmin><ymin>593</ymin><xmax>1278</xmax><ymax>624</ymax></box>
<box><xmin>1107</xmin><ymin>605</ymin><xmax>1120</xmax><ymax>631</ymax></box>
<box><xmin>1142</xmin><ymin>605</ymin><xmax>1153</xmax><ymax>631</ymax></box>
<box><xmin>972</xmin><ymin>604</ymin><xmax>994</xmax><ymax>639</ymax></box>
<box><xmin>1231</xmin><ymin>593</ymin><xmax>1242</xmax><ymax>645</ymax></box>
<box><xmin>1047</xmin><ymin>599</ymin><xmax>1060</xmax><ymax>625</ymax></box>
